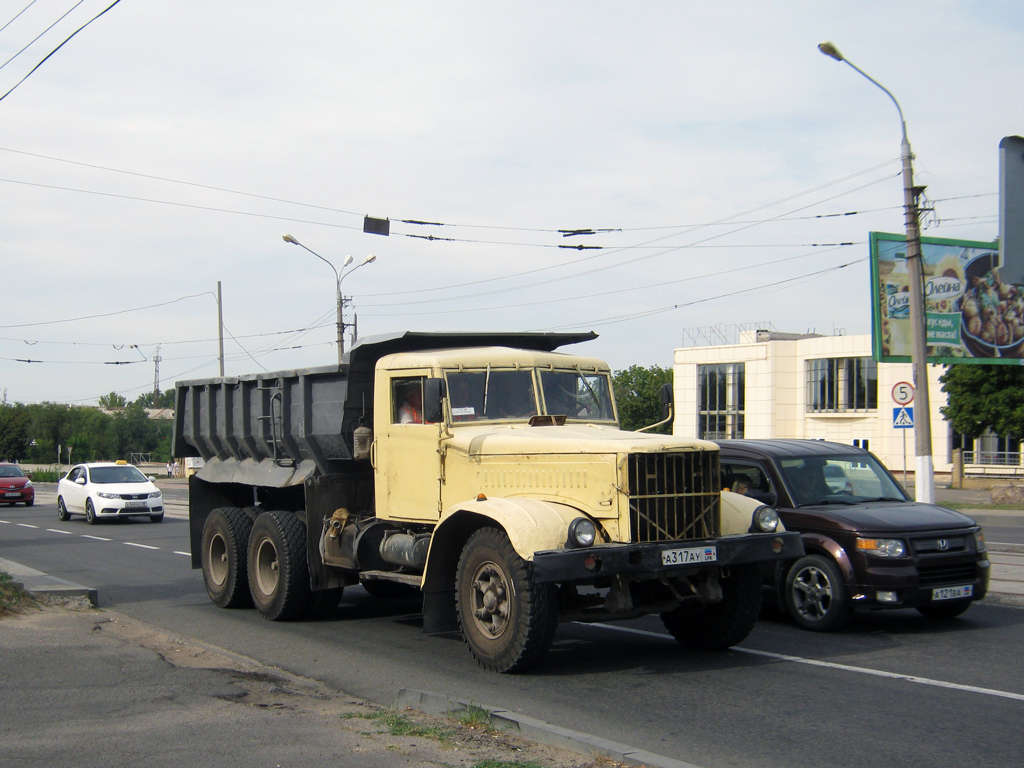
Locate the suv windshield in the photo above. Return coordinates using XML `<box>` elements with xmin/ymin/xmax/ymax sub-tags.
<box><xmin>780</xmin><ymin>454</ymin><xmax>907</xmax><ymax>506</ymax></box>
<box><xmin>445</xmin><ymin>368</ymin><xmax>615</xmax><ymax>424</ymax></box>
<box><xmin>90</xmin><ymin>466</ymin><xmax>148</xmax><ymax>484</ymax></box>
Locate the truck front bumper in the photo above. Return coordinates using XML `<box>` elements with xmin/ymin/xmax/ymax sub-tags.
<box><xmin>532</xmin><ymin>531</ymin><xmax>804</xmax><ymax>584</ymax></box>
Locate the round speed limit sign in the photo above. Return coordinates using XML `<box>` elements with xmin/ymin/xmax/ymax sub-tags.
<box><xmin>892</xmin><ymin>381</ymin><xmax>914</xmax><ymax>406</ymax></box>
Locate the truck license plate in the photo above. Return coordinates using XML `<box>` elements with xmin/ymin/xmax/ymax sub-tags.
<box><xmin>661</xmin><ymin>546</ymin><xmax>717</xmax><ymax>566</ymax></box>
<box><xmin>932</xmin><ymin>585</ymin><xmax>973</xmax><ymax>601</ymax></box>
<box><xmin>123</xmin><ymin>501</ymin><xmax>147</xmax><ymax>508</ymax></box>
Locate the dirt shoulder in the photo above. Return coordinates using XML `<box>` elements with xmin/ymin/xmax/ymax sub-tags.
<box><xmin>0</xmin><ymin>604</ymin><xmax>625</xmax><ymax>768</ymax></box>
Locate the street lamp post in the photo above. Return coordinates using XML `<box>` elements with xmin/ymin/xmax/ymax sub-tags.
<box><xmin>282</xmin><ymin>234</ymin><xmax>376</xmax><ymax>365</ymax></box>
<box><xmin>818</xmin><ymin>41</ymin><xmax>934</xmax><ymax>503</ymax></box>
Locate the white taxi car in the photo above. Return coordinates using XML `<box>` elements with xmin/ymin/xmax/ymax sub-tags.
<box><xmin>57</xmin><ymin>462</ymin><xmax>164</xmax><ymax>524</ymax></box>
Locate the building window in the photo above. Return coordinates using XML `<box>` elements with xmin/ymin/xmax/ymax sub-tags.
<box><xmin>955</xmin><ymin>430</ymin><xmax>1022</xmax><ymax>466</ymax></box>
<box><xmin>698</xmin><ymin>363</ymin><xmax>744</xmax><ymax>439</ymax></box>
<box><xmin>806</xmin><ymin>357</ymin><xmax>877</xmax><ymax>413</ymax></box>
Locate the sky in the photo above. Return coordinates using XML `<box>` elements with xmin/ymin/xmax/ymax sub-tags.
<box><xmin>1</xmin><ymin>1</ymin><xmax>1021</xmax><ymax>406</ymax></box>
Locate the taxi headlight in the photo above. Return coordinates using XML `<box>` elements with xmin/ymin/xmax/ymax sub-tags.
<box><xmin>567</xmin><ymin>517</ymin><xmax>597</xmax><ymax>548</ymax></box>
<box><xmin>97</xmin><ymin>492</ymin><xmax>119</xmax><ymax>499</ymax></box>
<box><xmin>856</xmin><ymin>538</ymin><xmax>906</xmax><ymax>557</ymax></box>
<box><xmin>752</xmin><ymin>506</ymin><xmax>779</xmax><ymax>533</ymax></box>
<box><xmin>148</xmin><ymin>491</ymin><xmax>162</xmax><ymax>499</ymax></box>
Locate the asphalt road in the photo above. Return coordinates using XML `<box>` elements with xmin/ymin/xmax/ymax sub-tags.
<box><xmin>3</xmin><ymin>498</ymin><xmax>1024</xmax><ymax>768</ymax></box>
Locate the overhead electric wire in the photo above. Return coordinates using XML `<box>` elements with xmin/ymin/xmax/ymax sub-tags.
<box><xmin>0</xmin><ymin>0</ymin><xmax>40</xmax><ymax>36</ymax></box>
<box><xmin>0</xmin><ymin>0</ymin><xmax>122</xmax><ymax>104</ymax></box>
<box><xmin>0</xmin><ymin>0</ymin><xmax>85</xmax><ymax>73</ymax></box>
<box><xmin>0</xmin><ymin>290</ymin><xmax>216</xmax><ymax>329</ymax></box>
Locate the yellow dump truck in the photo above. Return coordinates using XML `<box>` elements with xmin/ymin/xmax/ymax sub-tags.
<box><xmin>173</xmin><ymin>332</ymin><xmax>801</xmax><ymax>672</ymax></box>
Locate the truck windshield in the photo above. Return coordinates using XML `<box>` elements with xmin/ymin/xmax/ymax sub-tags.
<box><xmin>445</xmin><ymin>368</ymin><xmax>615</xmax><ymax>424</ymax></box>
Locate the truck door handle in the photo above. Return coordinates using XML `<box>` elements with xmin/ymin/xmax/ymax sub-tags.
<box><xmin>370</xmin><ymin>439</ymin><xmax>377</xmax><ymax>470</ymax></box>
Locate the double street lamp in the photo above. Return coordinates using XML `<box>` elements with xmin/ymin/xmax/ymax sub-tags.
<box><xmin>818</xmin><ymin>41</ymin><xmax>934</xmax><ymax>503</ymax></box>
<box><xmin>282</xmin><ymin>234</ymin><xmax>376</xmax><ymax>365</ymax></box>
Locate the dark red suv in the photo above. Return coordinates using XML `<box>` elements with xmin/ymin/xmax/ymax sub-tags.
<box><xmin>0</xmin><ymin>463</ymin><xmax>35</xmax><ymax>507</ymax></box>
<box><xmin>715</xmin><ymin>440</ymin><xmax>990</xmax><ymax>631</ymax></box>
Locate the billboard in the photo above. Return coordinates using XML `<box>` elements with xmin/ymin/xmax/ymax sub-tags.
<box><xmin>869</xmin><ymin>232</ymin><xmax>1020</xmax><ymax>365</ymax></box>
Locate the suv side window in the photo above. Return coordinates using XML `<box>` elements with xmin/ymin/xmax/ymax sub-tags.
<box><xmin>721</xmin><ymin>461</ymin><xmax>775</xmax><ymax>504</ymax></box>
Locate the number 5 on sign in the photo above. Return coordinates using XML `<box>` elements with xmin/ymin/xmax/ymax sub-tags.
<box><xmin>892</xmin><ymin>382</ymin><xmax>914</xmax><ymax>406</ymax></box>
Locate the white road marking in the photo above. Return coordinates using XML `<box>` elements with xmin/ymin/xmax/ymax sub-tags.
<box><xmin>173</xmin><ymin>551</ymin><xmax>190</xmax><ymax>557</ymax></box>
<box><xmin>125</xmin><ymin>542</ymin><xmax>159</xmax><ymax>550</ymax></box>
<box><xmin>16</xmin><ymin>523</ymin><xmax>38</xmax><ymax>528</ymax></box>
<box><xmin>0</xmin><ymin>519</ymin><xmax>10</xmax><ymax>524</ymax></box>
<box><xmin>585</xmin><ymin>622</ymin><xmax>1024</xmax><ymax>703</ymax></box>
<box><xmin>82</xmin><ymin>535</ymin><xmax>111</xmax><ymax>541</ymax></box>
<box><xmin>46</xmin><ymin>529</ymin><xmax>73</xmax><ymax>535</ymax></box>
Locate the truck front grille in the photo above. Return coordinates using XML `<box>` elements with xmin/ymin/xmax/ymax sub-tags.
<box><xmin>626</xmin><ymin>452</ymin><xmax>720</xmax><ymax>543</ymax></box>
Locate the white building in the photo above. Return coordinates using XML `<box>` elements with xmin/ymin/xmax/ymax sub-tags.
<box><xmin>672</xmin><ymin>330</ymin><xmax>952</xmax><ymax>478</ymax></box>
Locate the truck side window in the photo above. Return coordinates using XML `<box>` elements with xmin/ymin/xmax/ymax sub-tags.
<box><xmin>393</xmin><ymin>377</ymin><xmax>426</xmax><ymax>424</ymax></box>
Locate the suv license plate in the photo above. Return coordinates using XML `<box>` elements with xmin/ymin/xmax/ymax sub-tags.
<box><xmin>123</xmin><ymin>501</ymin><xmax>147</xmax><ymax>508</ymax></box>
<box><xmin>932</xmin><ymin>585</ymin><xmax>973</xmax><ymax>601</ymax></box>
<box><xmin>661</xmin><ymin>546</ymin><xmax>717</xmax><ymax>566</ymax></box>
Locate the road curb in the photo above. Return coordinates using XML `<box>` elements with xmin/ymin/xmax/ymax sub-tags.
<box><xmin>394</xmin><ymin>688</ymin><xmax>701</xmax><ymax>768</ymax></box>
<box><xmin>0</xmin><ymin>556</ymin><xmax>98</xmax><ymax>606</ymax></box>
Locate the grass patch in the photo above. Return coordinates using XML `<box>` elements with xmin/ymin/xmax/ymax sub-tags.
<box><xmin>470</xmin><ymin>761</ymin><xmax>548</xmax><ymax>768</ymax></box>
<box><xmin>342</xmin><ymin>710</ymin><xmax>457</xmax><ymax>744</ymax></box>
<box><xmin>940</xmin><ymin>502</ymin><xmax>1024</xmax><ymax>512</ymax></box>
<box><xmin>0</xmin><ymin>571</ymin><xmax>39</xmax><ymax>617</ymax></box>
<box><xmin>456</xmin><ymin>703</ymin><xmax>494</xmax><ymax>730</ymax></box>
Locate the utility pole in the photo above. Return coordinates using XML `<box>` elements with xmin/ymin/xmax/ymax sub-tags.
<box><xmin>153</xmin><ymin>345</ymin><xmax>162</xmax><ymax>400</ymax></box>
<box><xmin>217</xmin><ymin>281</ymin><xmax>225</xmax><ymax>377</ymax></box>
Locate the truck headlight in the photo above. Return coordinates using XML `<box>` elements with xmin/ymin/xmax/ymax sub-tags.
<box><xmin>567</xmin><ymin>517</ymin><xmax>597</xmax><ymax>548</ymax></box>
<box><xmin>856</xmin><ymin>538</ymin><xmax>906</xmax><ymax>557</ymax></box>
<box><xmin>751</xmin><ymin>506</ymin><xmax>779</xmax><ymax>533</ymax></box>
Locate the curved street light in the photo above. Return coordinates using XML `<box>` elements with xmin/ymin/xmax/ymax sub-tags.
<box><xmin>818</xmin><ymin>42</ymin><xmax>933</xmax><ymax>503</ymax></box>
<box><xmin>282</xmin><ymin>234</ymin><xmax>376</xmax><ymax>364</ymax></box>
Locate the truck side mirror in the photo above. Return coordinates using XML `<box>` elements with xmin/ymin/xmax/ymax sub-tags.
<box><xmin>423</xmin><ymin>378</ymin><xmax>447</xmax><ymax>424</ymax></box>
<box><xmin>660</xmin><ymin>382</ymin><xmax>674</xmax><ymax>421</ymax></box>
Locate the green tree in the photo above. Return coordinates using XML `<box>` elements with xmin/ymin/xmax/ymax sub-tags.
<box><xmin>134</xmin><ymin>390</ymin><xmax>175</xmax><ymax>409</ymax></box>
<box><xmin>613</xmin><ymin>364</ymin><xmax>673</xmax><ymax>433</ymax></box>
<box><xmin>939</xmin><ymin>364</ymin><xmax>1024</xmax><ymax>438</ymax></box>
<box><xmin>0</xmin><ymin>403</ymin><xmax>30</xmax><ymax>461</ymax></box>
<box><xmin>98</xmin><ymin>392</ymin><xmax>128</xmax><ymax>409</ymax></box>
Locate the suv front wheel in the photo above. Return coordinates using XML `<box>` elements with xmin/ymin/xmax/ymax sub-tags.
<box><xmin>784</xmin><ymin>554</ymin><xmax>853</xmax><ymax>631</ymax></box>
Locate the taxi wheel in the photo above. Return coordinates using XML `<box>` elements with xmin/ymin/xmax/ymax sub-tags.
<box><xmin>85</xmin><ymin>499</ymin><xmax>97</xmax><ymax>525</ymax></box>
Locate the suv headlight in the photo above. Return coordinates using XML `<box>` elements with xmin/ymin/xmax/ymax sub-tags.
<box><xmin>751</xmin><ymin>505</ymin><xmax>779</xmax><ymax>533</ymax></box>
<box><xmin>856</xmin><ymin>538</ymin><xmax>906</xmax><ymax>557</ymax></box>
<box><xmin>975</xmin><ymin>529</ymin><xmax>987</xmax><ymax>552</ymax></box>
<box><xmin>567</xmin><ymin>517</ymin><xmax>597</xmax><ymax>548</ymax></box>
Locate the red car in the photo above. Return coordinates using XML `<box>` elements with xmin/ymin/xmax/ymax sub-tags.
<box><xmin>0</xmin><ymin>463</ymin><xmax>35</xmax><ymax>506</ymax></box>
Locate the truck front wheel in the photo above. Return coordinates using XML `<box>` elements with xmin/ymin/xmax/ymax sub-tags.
<box><xmin>661</xmin><ymin>564</ymin><xmax>762</xmax><ymax>650</ymax></box>
<box><xmin>248</xmin><ymin>510</ymin><xmax>311</xmax><ymax>621</ymax></box>
<box><xmin>455</xmin><ymin>527</ymin><xmax>557</xmax><ymax>673</ymax></box>
<box><xmin>201</xmin><ymin>507</ymin><xmax>252</xmax><ymax>608</ymax></box>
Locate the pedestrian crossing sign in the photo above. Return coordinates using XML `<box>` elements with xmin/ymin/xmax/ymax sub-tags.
<box><xmin>893</xmin><ymin>407</ymin><xmax>914</xmax><ymax>428</ymax></box>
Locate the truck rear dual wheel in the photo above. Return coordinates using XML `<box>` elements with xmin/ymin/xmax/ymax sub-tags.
<box><xmin>248</xmin><ymin>510</ymin><xmax>311</xmax><ymax>621</ymax></box>
<box><xmin>201</xmin><ymin>507</ymin><xmax>253</xmax><ymax>608</ymax></box>
<box><xmin>455</xmin><ymin>527</ymin><xmax>558</xmax><ymax>673</ymax></box>
<box><xmin>661</xmin><ymin>563</ymin><xmax>762</xmax><ymax>650</ymax></box>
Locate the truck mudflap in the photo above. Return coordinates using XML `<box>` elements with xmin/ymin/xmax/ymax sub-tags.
<box><xmin>531</xmin><ymin>531</ymin><xmax>804</xmax><ymax>583</ymax></box>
